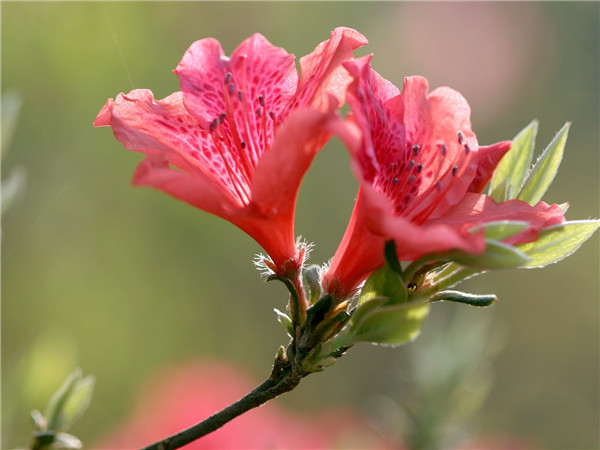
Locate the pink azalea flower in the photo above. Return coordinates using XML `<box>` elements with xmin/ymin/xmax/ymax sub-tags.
<box><xmin>95</xmin><ymin>359</ymin><xmax>392</xmax><ymax>449</ymax></box>
<box><xmin>323</xmin><ymin>56</ymin><xmax>565</xmax><ymax>299</ymax></box>
<box><xmin>95</xmin><ymin>28</ymin><xmax>367</xmax><ymax>275</ymax></box>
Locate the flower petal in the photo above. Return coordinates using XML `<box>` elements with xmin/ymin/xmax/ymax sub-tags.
<box><xmin>94</xmin><ymin>89</ymin><xmax>250</xmax><ymax>204</ymax></box>
<box><xmin>288</xmin><ymin>27</ymin><xmax>369</xmax><ymax>113</ymax></box>
<box><xmin>468</xmin><ymin>141</ymin><xmax>512</xmax><ymax>193</ymax></box>
<box><xmin>432</xmin><ymin>192</ymin><xmax>566</xmax><ymax>246</ymax></box>
<box><xmin>251</xmin><ymin>107</ymin><xmax>334</xmax><ymax>217</ymax></box>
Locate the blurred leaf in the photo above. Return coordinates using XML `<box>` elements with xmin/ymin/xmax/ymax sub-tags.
<box><xmin>54</xmin><ymin>433</ymin><xmax>82</xmax><ymax>450</ymax></box>
<box><xmin>44</xmin><ymin>368</ymin><xmax>94</xmax><ymax>433</ymax></box>
<box><xmin>44</xmin><ymin>369</ymin><xmax>82</xmax><ymax>432</ymax></box>
<box><xmin>517</xmin><ymin>122</ymin><xmax>570</xmax><ymax>205</ymax></box>
<box><xmin>517</xmin><ymin>220</ymin><xmax>600</xmax><ymax>268</ymax></box>
<box><xmin>2</xmin><ymin>166</ymin><xmax>27</xmax><ymax>215</ymax></box>
<box><xmin>489</xmin><ymin>120</ymin><xmax>537</xmax><ymax>202</ymax></box>
<box><xmin>1</xmin><ymin>89</ymin><xmax>23</xmax><ymax>155</ymax></box>
<box><xmin>59</xmin><ymin>374</ymin><xmax>95</xmax><ymax>431</ymax></box>
<box><xmin>352</xmin><ymin>301</ymin><xmax>430</xmax><ymax>347</ymax></box>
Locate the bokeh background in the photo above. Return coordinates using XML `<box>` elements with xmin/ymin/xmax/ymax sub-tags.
<box><xmin>2</xmin><ymin>2</ymin><xmax>598</xmax><ymax>448</ymax></box>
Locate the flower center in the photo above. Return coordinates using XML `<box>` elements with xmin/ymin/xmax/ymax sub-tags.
<box><xmin>376</xmin><ymin>131</ymin><xmax>474</xmax><ymax>224</ymax></box>
<box><xmin>205</xmin><ymin>69</ymin><xmax>278</xmax><ymax>205</ymax></box>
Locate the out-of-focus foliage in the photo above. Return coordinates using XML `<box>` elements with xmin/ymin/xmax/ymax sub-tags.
<box><xmin>2</xmin><ymin>2</ymin><xmax>598</xmax><ymax>449</ymax></box>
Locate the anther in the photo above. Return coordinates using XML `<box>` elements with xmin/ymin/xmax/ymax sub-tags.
<box><xmin>413</xmin><ymin>145</ymin><xmax>420</xmax><ymax>156</ymax></box>
<box><xmin>228</xmin><ymin>83</ymin><xmax>235</xmax><ymax>96</ymax></box>
<box><xmin>256</xmin><ymin>108</ymin><xmax>262</xmax><ymax>118</ymax></box>
<box><xmin>258</xmin><ymin>94</ymin><xmax>265</xmax><ymax>107</ymax></box>
<box><xmin>224</xmin><ymin>72</ymin><xmax>233</xmax><ymax>84</ymax></box>
<box><xmin>417</xmin><ymin>163</ymin><xmax>423</xmax><ymax>173</ymax></box>
<box><xmin>438</xmin><ymin>142</ymin><xmax>448</xmax><ymax>156</ymax></box>
<box><xmin>219</xmin><ymin>112</ymin><xmax>226</xmax><ymax>123</ymax></box>
<box><xmin>457</xmin><ymin>131</ymin><xmax>464</xmax><ymax>144</ymax></box>
<box><xmin>240</xmin><ymin>141</ymin><xmax>246</xmax><ymax>149</ymax></box>
<box><xmin>409</xmin><ymin>175</ymin><xmax>416</xmax><ymax>184</ymax></box>
<box><xmin>392</xmin><ymin>177</ymin><xmax>399</xmax><ymax>185</ymax></box>
<box><xmin>464</xmin><ymin>144</ymin><xmax>471</xmax><ymax>154</ymax></box>
<box><xmin>269</xmin><ymin>110</ymin><xmax>275</xmax><ymax>120</ymax></box>
<box><xmin>209</xmin><ymin>118</ymin><xmax>218</xmax><ymax>132</ymax></box>
<box><xmin>238</xmin><ymin>90</ymin><xmax>243</xmax><ymax>101</ymax></box>
<box><xmin>452</xmin><ymin>165</ymin><xmax>458</xmax><ymax>176</ymax></box>
<box><xmin>408</xmin><ymin>160</ymin><xmax>415</xmax><ymax>170</ymax></box>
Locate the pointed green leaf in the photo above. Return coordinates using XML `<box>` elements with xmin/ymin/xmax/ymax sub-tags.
<box><xmin>352</xmin><ymin>301</ymin><xmax>430</xmax><ymax>347</ymax></box>
<box><xmin>45</xmin><ymin>369</ymin><xmax>82</xmax><ymax>431</ymax></box>
<box><xmin>431</xmin><ymin>290</ymin><xmax>497</xmax><ymax>307</ymax></box>
<box><xmin>452</xmin><ymin>239</ymin><xmax>530</xmax><ymax>269</ymax></box>
<box><xmin>518</xmin><ymin>122</ymin><xmax>570</xmax><ymax>205</ymax></box>
<box><xmin>489</xmin><ymin>120</ymin><xmax>538</xmax><ymax>201</ymax></box>
<box><xmin>489</xmin><ymin>177</ymin><xmax>511</xmax><ymax>203</ymax></box>
<box><xmin>470</xmin><ymin>220</ymin><xmax>529</xmax><ymax>241</ymax></box>
<box><xmin>60</xmin><ymin>375</ymin><xmax>95</xmax><ymax>430</ymax></box>
<box><xmin>517</xmin><ymin>220</ymin><xmax>600</xmax><ymax>268</ymax></box>
<box><xmin>274</xmin><ymin>308</ymin><xmax>294</xmax><ymax>337</ymax></box>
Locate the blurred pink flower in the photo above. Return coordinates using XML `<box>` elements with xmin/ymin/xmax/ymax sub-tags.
<box><xmin>95</xmin><ymin>359</ymin><xmax>391</xmax><ymax>449</ymax></box>
<box><xmin>95</xmin><ymin>28</ymin><xmax>367</xmax><ymax>274</ymax></box>
<box><xmin>323</xmin><ymin>57</ymin><xmax>564</xmax><ymax>299</ymax></box>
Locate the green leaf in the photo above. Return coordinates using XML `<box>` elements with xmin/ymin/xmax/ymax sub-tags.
<box><xmin>489</xmin><ymin>120</ymin><xmax>537</xmax><ymax>201</ymax></box>
<box><xmin>60</xmin><ymin>375</ymin><xmax>95</xmax><ymax>431</ymax></box>
<box><xmin>452</xmin><ymin>239</ymin><xmax>530</xmax><ymax>269</ymax></box>
<box><xmin>517</xmin><ymin>220</ymin><xmax>600</xmax><ymax>268</ymax></box>
<box><xmin>470</xmin><ymin>220</ymin><xmax>529</xmax><ymax>241</ymax></box>
<box><xmin>359</xmin><ymin>263</ymin><xmax>408</xmax><ymax>306</ymax></box>
<box><xmin>518</xmin><ymin>122</ymin><xmax>570</xmax><ymax>205</ymax></box>
<box><xmin>352</xmin><ymin>301</ymin><xmax>430</xmax><ymax>347</ymax></box>
<box><xmin>431</xmin><ymin>290</ymin><xmax>497</xmax><ymax>307</ymax></box>
<box><xmin>44</xmin><ymin>369</ymin><xmax>94</xmax><ymax>432</ymax></box>
<box><xmin>274</xmin><ymin>308</ymin><xmax>294</xmax><ymax>337</ymax></box>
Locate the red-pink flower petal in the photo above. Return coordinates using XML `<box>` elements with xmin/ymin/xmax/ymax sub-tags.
<box><xmin>430</xmin><ymin>192</ymin><xmax>565</xmax><ymax>246</ymax></box>
<box><xmin>95</xmin><ymin>30</ymin><xmax>367</xmax><ymax>272</ymax></box>
<box><xmin>323</xmin><ymin>58</ymin><xmax>565</xmax><ymax>300</ymax></box>
<box><xmin>468</xmin><ymin>141</ymin><xmax>512</xmax><ymax>193</ymax></box>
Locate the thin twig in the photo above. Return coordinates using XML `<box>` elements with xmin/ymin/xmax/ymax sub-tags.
<box><xmin>140</xmin><ymin>355</ymin><xmax>300</xmax><ymax>450</ymax></box>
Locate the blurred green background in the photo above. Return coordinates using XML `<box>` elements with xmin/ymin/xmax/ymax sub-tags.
<box><xmin>2</xmin><ymin>2</ymin><xmax>598</xmax><ymax>448</ymax></box>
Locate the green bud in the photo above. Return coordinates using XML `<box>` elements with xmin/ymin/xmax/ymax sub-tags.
<box><xmin>430</xmin><ymin>290</ymin><xmax>497</xmax><ymax>307</ymax></box>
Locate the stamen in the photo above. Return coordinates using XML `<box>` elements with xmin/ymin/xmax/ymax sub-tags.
<box><xmin>464</xmin><ymin>144</ymin><xmax>471</xmax><ymax>154</ymax></box>
<box><xmin>417</xmin><ymin>163</ymin><xmax>423</xmax><ymax>173</ymax></box>
<box><xmin>393</xmin><ymin>177</ymin><xmax>399</xmax><ymax>185</ymax></box>
<box><xmin>452</xmin><ymin>165</ymin><xmax>458</xmax><ymax>176</ymax></box>
<box><xmin>209</xmin><ymin>118</ymin><xmax>218</xmax><ymax>132</ymax></box>
<box><xmin>457</xmin><ymin>131</ymin><xmax>464</xmax><ymax>144</ymax></box>
<box><xmin>438</xmin><ymin>142</ymin><xmax>448</xmax><ymax>156</ymax></box>
<box><xmin>408</xmin><ymin>160</ymin><xmax>415</xmax><ymax>171</ymax></box>
<box><xmin>224</xmin><ymin>72</ymin><xmax>233</xmax><ymax>84</ymax></box>
<box><xmin>228</xmin><ymin>83</ymin><xmax>235</xmax><ymax>96</ymax></box>
<box><xmin>219</xmin><ymin>112</ymin><xmax>226</xmax><ymax>123</ymax></box>
<box><xmin>269</xmin><ymin>110</ymin><xmax>275</xmax><ymax>120</ymax></box>
<box><xmin>240</xmin><ymin>141</ymin><xmax>246</xmax><ymax>149</ymax></box>
<box><xmin>412</xmin><ymin>144</ymin><xmax>420</xmax><ymax>156</ymax></box>
<box><xmin>409</xmin><ymin>175</ymin><xmax>416</xmax><ymax>184</ymax></box>
<box><xmin>258</xmin><ymin>94</ymin><xmax>265</xmax><ymax>107</ymax></box>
